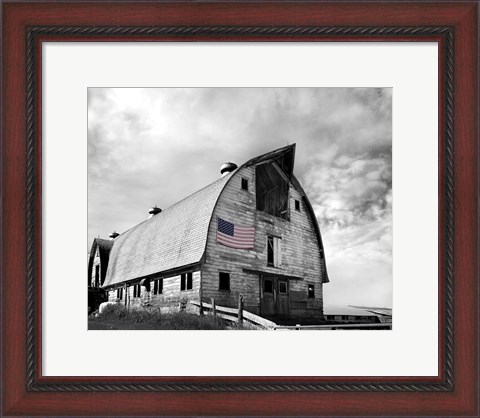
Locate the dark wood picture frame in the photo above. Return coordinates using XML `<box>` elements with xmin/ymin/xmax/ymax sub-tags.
<box><xmin>2</xmin><ymin>1</ymin><xmax>478</xmax><ymax>416</ymax></box>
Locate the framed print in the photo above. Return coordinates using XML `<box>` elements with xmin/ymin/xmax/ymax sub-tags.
<box><xmin>2</xmin><ymin>1</ymin><xmax>478</xmax><ymax>416</ymax></box>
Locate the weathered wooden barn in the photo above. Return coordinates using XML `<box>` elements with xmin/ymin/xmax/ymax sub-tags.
<box><xmin>89</xmin><ymin>144</ymin><xmax>329</xmax><ymax>320</ymax></box>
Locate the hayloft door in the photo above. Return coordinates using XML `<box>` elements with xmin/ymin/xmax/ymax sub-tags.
<box><xmin>260</xmin><ymin>277</ymin><xmax>275</xmax><ymax>317</ymax></box>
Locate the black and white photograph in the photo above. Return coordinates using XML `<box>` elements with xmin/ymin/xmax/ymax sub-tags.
<box><xmin>87</xmin><ymin>87</ymin><xmax>392</xmax><ymax>330</ymax></box>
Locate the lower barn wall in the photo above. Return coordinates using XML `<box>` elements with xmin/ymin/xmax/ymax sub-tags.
<box><xmin>201</xmin><ymin>265</ymin><xmax>324</xmax><ymax>319</ymax></box>
<box><xmin>107</xmin><ymin>270</ymin><xmax>201</xmax><ymax>311</ymax></box>
<box><xmin>105</xmin><ymin>267</ymin><xmax>323</xmax><ymax>320</ymax></box>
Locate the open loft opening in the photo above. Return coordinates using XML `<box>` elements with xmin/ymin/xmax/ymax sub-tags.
<box><xmin>254</xmin><ymin>145</ymin><xmax>295</xmax><ymax>220</ymax></box>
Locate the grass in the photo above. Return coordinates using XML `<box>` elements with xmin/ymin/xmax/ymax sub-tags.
<box><xmin>88</xmin><ymin>303</ymin><xmax>238</xmax><ymax>330</ymax></box>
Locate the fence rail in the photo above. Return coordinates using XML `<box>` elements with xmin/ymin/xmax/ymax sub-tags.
<box><xmin>188</xmin><ymin>299</ymin><xmax>392</xmax><ymax>330</ymax></box>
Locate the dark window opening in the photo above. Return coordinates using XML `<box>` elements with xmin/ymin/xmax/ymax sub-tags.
<box><xmin>264</xmin><ymin>279</ymin><xmax>273</xmax><ymax>294</ymax></box>
<box><xmin>153</xmin><ymin>279</ymin><xmax>163</xmax><ymax>295</ymax></box>
<box><xmin>295</xmin><ymin>199</ymin><xmax>300</xmax><ymax>211</ymax></box>
<box><xmin>94</xmin><ymin>265</ymin><xmax>100</xmax><ymax>287</ymax></box>
<box><xmin>219</xmin><ymin>272</ymin><xmax>230</xmax><ymax>291</ymax></box>
<box><xmin>342</xmin><ymin>315</ymin><xmax>349</xmax><ymax>320</ymax></box>
<box><xmin>116</xmin><ymin>288</ymin><xmax>123</xmax><ymax>299</ymax></box>
<box><xmin>255</xmin><ymin>163</ymin><xmax>289</xmax><ymax>220</ymax></box>
<box><xmin>181</xmin><ymin>273</ymin><xmax>193</xmax><ymax>291</ymax></box>
<box><xmin>241</xmin><ymin>178</ymin><xmax>248</xmax><ymax>191</ymax></box>
<box><xmin>279</xmin><ymin>281</ymin><xmax>287</xmax><ymax>294</ymax></box>
<box><xmin>308</xmin><ymin>284</ymin><xmax>315</xmax><ymax>298</ymax></box>
<box><xmin>267</xmin><ymin>236</ymin><xmax>274</xmax><ymax>266</ymax></box>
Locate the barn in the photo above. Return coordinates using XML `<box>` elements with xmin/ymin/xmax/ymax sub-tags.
<box><xmin>89</xmin><ymin>144</ymin><xmax>329</xmax><ymax>321</ymax></box>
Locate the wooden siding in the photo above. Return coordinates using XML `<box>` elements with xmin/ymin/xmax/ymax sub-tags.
<box><xmin>203</xmin><ymin>166</ymin><xmax>325</xmax><ymax>318</ymax></box>
<box><xmin>107</xmin><ymin>271</ymin><xmax>201</xmax><ymax>310</ymax></box>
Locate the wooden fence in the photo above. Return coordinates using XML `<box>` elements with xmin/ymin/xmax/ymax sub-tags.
<box><xmin>188</xmin><ymin>298</ymin><xmax>392</xmax><ymax>330</ymax></box>
<box><xmin>188</xmin><ymin>299</ymin><xmax>277</xmax><ymax>330</ymax></box>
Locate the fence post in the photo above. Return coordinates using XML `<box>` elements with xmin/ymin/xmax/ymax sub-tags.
<box><xmin>211</xmin><ymin>298</ymin><xmax>216</xmax><ymax>319</ymax></box>
<box><xmin>199</xmin><ymin>300</ymin><xmax>204</xmax><ymax>316</ymax></box>
<box><xmin>238</xmin><ymin>295</ymin><xmax>243</xmax><ymax>325</ymax></box>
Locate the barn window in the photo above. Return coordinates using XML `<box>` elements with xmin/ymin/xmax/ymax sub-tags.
<box><xmin>279</xmin><ymin>281</ymin><xmax>287</xmax><ymax>294</ymax></box>
<box><xmin>308</xmin><ymin>284</ymin><xmax>315</xmax><ymax>298</ymax></box>
<box><xmin>241</xmin><ymin>178</ymin><xmax>249</xmax><ymax>191</ymax></box>
<box><xmin>267</xmin><ymin>237</ymin><xmax>274</xmax><ymax>265</ymax></box>
<box><xmin>294</xmin><ymin>199</ymin><xmax>300</xmax><ymax>211</ymax></box>
<box><xmin>133</xmin><ymin>284</ymin><xmax>141</xmax><ymax>298</ymax></box>
<box><xmin>219</xmin><ymin>272</ymin><xmax>230</xmax><ymax>291</ymax></box>
<box><xmin>153</xmin><ymin>279</ymin><xmax>163</xmax><ymax>295</ymax></box>
<box><xmin>264</xmin><ymin>279</ymin><xmax>273</xmax><ymax>294</ymax></box>
<box><xmin>267</xmin><ymin>236</ymin><xmax>282</xmax><ymax>267</ymax></box>
<box><xmin>116</xmin><ymin>288</ymin><xmax>123</xmax><ymax>299</ymax></box>
<box><xmin>181</xmin><ymin>273</ymin><xmax>193</xmax><ymax>291</ymax></box>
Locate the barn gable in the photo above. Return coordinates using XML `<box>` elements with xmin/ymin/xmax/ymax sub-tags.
<box><xmin>208</xmin><ymin>144</ymin><xmax>328</xmax><ymax>283</ymax></box>
<box><xmin>200</xmin><ymin>144</ymin><xmax>328</xmax><ymax>318</ymax></box>
<box><xmin>87</xmin><ymin>238</ymin><xmax>113</xmax><ymax>287</ymax></box>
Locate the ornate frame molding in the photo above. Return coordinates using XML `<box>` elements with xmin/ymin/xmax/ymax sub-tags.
<box><xmin>25</xmin><ymin>25</ymin><xmax>454</xmax><ymax>392</ymax></box>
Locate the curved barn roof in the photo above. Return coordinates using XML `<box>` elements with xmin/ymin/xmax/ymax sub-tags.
<box><xmin>103</xmin><ymin>172</ymin><xmax>234</xmax><ymax>288</ymax></box>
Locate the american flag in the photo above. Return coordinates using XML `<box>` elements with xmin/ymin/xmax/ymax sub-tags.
<box><xmin>217</xmin><ymin>217</ymin><xmax>255</xmax><ymax>249</ymax></box>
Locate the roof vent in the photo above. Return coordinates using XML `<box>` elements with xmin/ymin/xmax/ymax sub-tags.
<box><xmin>220</xmin><ymin>162</ymin><xmax>238</xmax><ymax>177</ymax></box>
<box><xmin>109</xmin><ymin>231</ymin><xmax>119</xmax><ymax>240</ymax></box>
<box><xmin>148</xmin><ymin>205</ymin><xmax>162</xmax><ymax>218</ymax></box>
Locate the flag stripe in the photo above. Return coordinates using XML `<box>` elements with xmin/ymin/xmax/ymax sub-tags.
<box><xmin>217</xmin><ymin>234</ymin><xmax>254</xmax><ymax>243</ymax></box>
<box><xmin>218</xmin><ymin>233</ymin><xmax>254</xmax><ymax>243</ymax></box>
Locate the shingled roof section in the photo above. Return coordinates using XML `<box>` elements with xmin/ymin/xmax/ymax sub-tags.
<box><xmin>102</xmin><ymin>171</ymin><xmax>234</xmax><ymax>288</ymax></box>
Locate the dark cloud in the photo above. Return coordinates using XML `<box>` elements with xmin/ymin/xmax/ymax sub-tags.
<box><xmin>88</xmin><ymin>88</ymin><xmax>392</xmax><ymax>307</ymax></box>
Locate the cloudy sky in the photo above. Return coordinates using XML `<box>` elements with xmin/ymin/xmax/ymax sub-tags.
<box><xmin>88</xmin><ymin>88</ymin><xmax>392</xmax><ymax>307</ymax></box>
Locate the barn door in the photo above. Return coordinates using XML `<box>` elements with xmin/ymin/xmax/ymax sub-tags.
<box><xmin>276</xmin><ymin>280</ymin><xmax>289</xmax><ymax>317</ymax></box>
<box><xmin>260</xmin><ymin>277</ymin><xmax>290</xmax><ymax>318</ymax></box>
<box><xmin>260</xmin><ymin>277</ymin><xmax>275</xmax><ymax>317</ymax></box>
